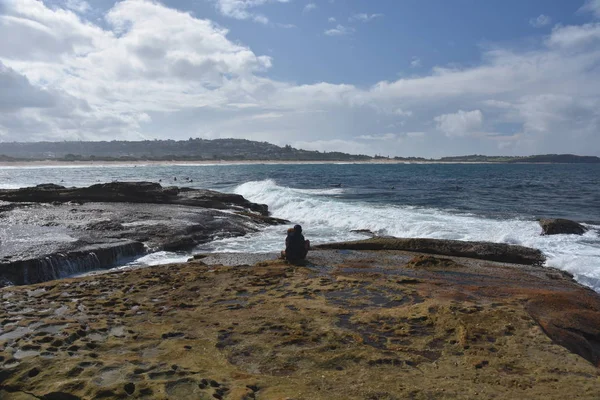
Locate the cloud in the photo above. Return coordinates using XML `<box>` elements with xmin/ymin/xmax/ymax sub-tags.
<box><xmin>410</xmin><ymin>56</ymin><xmax>421</xmax><ymax>68</ymax></box>
<box><xmin>349</xmin><ymin>13</ymin><xmax>383</xmax><ymax>23</ymax></box>
<box><xmin>357</xmin><ymin>133</ymin><xmax>397</xmax><ymax>141</ymax></box>
<box><xmin>63</xmin><ymin>0</ymin><xmax>91</xmax><ymax>14</ymax></box>
<box><xmin>0</xmin><ymin>61</ymin><xmax>56</xmax><ymax>110</ymax></box>
<box><xmin>303</xmin><ymin>3</ymin><xmax>316</xmax><ymax>14</ymax></box>
<box><xmin>328</xmin><ymin>17</ymin><xmax>336</xmax><ymax>23</ymax></box>
<box><xmin>324</xmin><ymin>24</ymin><xmax>353</xmax><ymax>36</ymax></box>
<box><xmin>547</xmin><ymin>23</ymin><xmax>600</xmax><ymax>48</ymax></box>
<box><xmin>434</xmin><ymin>110</ymin><xmax>484</xmax><ymax>137</ymax></box>
<box><xmin>580</xmin><ymin>0</ymin><xmax>600</xmax><ymax>18</ymax></box>
<box><xmin>212</xmin><ymin>0</ymin><xmax>290</xmax><ymax>24</ymax></box>
<box><xmin>529</xmin><ymin>14</ymin><xmax>552</xmax><ymax>28</ymax></box>
<box><xmin>0</xmin><ymin>0</ymin><xmax>275</xmax><ymax>140</ymax></box>
<box><xmin>393</xmin><ymin>108</ymin><xmax>413</xmax><ymax>117</ymax></box>
<box><xmin>1</xmin><ymin>0</ymin><xmax>599</xmax><ymax>157</ymax></box>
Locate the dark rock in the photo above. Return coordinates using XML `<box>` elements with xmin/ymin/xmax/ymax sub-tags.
<box><xmin>36</xmin><ymin>183</ymin><xmax>66</xmax><ymax>190</ymax></box>
<box><xmin>124</xmin><ymin>382</ymin><xmax>135</xmax><ymax>395</ymax></box>
<box><xmin>0</xmin><ymin>182</ymin><xmax>284</xmax><ymax>286</ymax></box>
<box><xmin>0</xmin><ymin>241</ymin><xmax>144</xmax><ymax>286</ymax></box>
<box><xmin>162</xmin><ymin>332</ymin><xmax>184</xmax><ymax>339</ymax></box>
<box><xmin>0</xmin><ymin>181</ymin><xmax>270</xmax><ymax>216</ymax></box>
<box><xmin>42</xmin><ymin>393</ymin><xmax>82</xmax><ymax>400</ymax></box>
<box><xmin>350</xmin><ymin>229</ymin><xmax>376</xmax><ymax>236</ymax></box>
<box><xmin>316</xmin><ymin>237</ymin><xmax>545</xmax><ymax>265</ymax></box>
<box><xmin>539</xmin><ymin>218</ymin><xmax>587</xmax><ymax>235</ymax></box>
<box><xmin>163</xmin><ymin>238</ymin><xmax>197</xmax><ymax>252</ymax></box>
<box><xmin>86</xmin><ymin>220</ymin><xmax>125</xmax><ymax>231</ymax></box>
<box><xmin>526</xmin><ymin>293</ymin><xmax>600</xmax><ymax>367</ymax></box>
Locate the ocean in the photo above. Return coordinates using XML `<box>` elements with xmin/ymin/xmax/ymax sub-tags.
<box><xmin>1</xmin><ymin>162</ymin><xmax>599</xmax><ymax>290</ymax></box>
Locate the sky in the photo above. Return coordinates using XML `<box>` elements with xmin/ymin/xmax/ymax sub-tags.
<box><xmin>0</xmin><ymin>0</ymin><xmax>599</xmax><ymax>157</ymax></box>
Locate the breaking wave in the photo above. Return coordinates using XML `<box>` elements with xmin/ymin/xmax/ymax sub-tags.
<box><xmin>214</xmin><ymin>179</ymin><xmax>600</xmax><ymax>290</ymax></box>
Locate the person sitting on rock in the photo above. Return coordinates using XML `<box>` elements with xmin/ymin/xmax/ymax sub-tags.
<box><xmin>281</xmin><ymin>225</ymin><xmax>310</xmax><ymax>262</ymax></box>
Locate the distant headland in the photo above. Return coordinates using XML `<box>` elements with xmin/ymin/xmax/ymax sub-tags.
<box><xmin>0</xmin><ymin>139</ymin><xmax>598</xmax><ymax>164</ymax></box>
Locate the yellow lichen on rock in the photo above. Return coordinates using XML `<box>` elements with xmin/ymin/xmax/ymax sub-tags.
<box><xmin>1</xmin><ymin>252</ymin><xmax>600</xmax><ymax>399</ymax></box>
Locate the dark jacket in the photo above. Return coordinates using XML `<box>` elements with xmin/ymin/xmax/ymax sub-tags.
<box><xmin>285</xmin><ymin>230</ymin><xmax>307</xmax><ymax>261</ymax></box>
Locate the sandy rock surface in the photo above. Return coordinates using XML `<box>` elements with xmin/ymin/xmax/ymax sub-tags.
<box><xmin>1</xmin><ymin>249</ymin><xmax>600</xmax><ymax>399</ymax></box>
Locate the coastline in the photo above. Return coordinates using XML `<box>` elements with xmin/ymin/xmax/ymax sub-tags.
<box><xmin>0</xmin><ymin>159</ymin><xmax>515</xmax><ymax>168</ymax></box>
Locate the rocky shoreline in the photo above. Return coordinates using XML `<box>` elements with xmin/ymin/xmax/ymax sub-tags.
<box><xmin>1</xmin><ymin>182</ymin><xmax>600</xmax><ymax>399</ymax></box>
<box><xmin>1</xmin><ymin>248</ymin><xmax>600</xmax><ymax>399</ymax></box>
<box><xmin>0</xmin><ymin>182</ymin><xmax>286</xmax><ymax>286</ymax></box>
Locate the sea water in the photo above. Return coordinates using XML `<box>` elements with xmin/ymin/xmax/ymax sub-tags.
<box><xmin>1</xmin><ymin>163</ymin><xmax>599</xmax><ymax>290</ymax></box>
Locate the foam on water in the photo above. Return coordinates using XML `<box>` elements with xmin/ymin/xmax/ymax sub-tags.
<box><xmin>202</xmin><ymin>179</ymin><xmax>600</xmax><ymax>290</ymax></box>
<box><xmin>2</xmin><ymin>164</ymin><xmax>599</xmax><ymax>292</ymax></box>
<box><xmin>126</xmin><ymin>251</ymin><xmax>190</xmax><ymax>267</ymax></box>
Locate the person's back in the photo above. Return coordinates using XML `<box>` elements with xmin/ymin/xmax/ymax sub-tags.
<box><xmin>283</xmin><ymin>225</ymin><xmax>309</xmax><ymax>261</ymax></box>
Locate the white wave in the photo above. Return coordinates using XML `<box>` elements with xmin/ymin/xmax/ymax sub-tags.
<box><xmin>125</xmin><ymin>251</ymin><xmax>190</xmax><ymax>266</ymax></box>
<box><xmin>229</xmin><ymin>179</ymin><xmax>600</xmax><ymax>291</ymax></box>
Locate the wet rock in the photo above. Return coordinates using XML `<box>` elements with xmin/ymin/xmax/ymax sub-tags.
<box><xmin>0</xmin><ymin>182</ymin><xmax>283</xmax><ymax>286</ymax></box>
<box><xmin>350</xmin><ymin>229</ymin><xmax>376</xmax><ymax>236</ymax></box>
<box><xmin>0</xmin><ymin>181</ymin><xmax>270</xmax><ymax>216</ymax></box>
<box><xmin>317</xmin><ymin>237</ymin><xmax>545</xmax><ymax>265</ymax></box>
<box><xmin>1</xmin><ymin>241</ymin><xmax>144</xmax><ymax>286</ymax></box>
<box><xmin>539</xmin><ymin>218</ymin><xmax>588</xmax><ymax>235</ymax></box>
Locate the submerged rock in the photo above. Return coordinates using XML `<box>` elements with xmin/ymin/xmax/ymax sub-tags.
<box><xmin>539</xmin><ymin>218</ymin><xmax>588</xmax><ymax>235</ymax></box>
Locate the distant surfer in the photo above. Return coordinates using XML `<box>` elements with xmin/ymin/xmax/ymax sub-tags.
<box><xmin>281</xmin><ymin>225</ymin><xmax>310</xmax><ymax>262</ymax></box>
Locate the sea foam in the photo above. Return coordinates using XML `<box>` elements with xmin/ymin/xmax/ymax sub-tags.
<box><xmin>201</xmin><ymin>179</ymin><xmax>600</xmax><ymax>291</ymax></box>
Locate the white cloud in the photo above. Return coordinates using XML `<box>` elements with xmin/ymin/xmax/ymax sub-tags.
<box><xmin>328</xmin><ymin>17</ymin><xmax>336</xmax><ymax>23</ymax></box>
<box><xmin>303</xmin><ymin>3</ymin><xmax>316</xmax><ymax>14</ymax></box>
<box><xmin>0</xmin><ymin>0</ymin><xmax>599</xmax><ymax>157</ymax></box>
<box><xmin>580</xmin><ymin>0</ymin><xmax>600</xmax><ymax>18</ymax></box>
<box><xmin>349</xmin><ymin>13</ymin><xmax>383</xmax><ymax>23</ymax></box>
<box><xmin>434</xmin><ymin>110</ymin><xmax>483</xmax><ymax>137</ymax></box>
<box><xmin>212</xmin><ymin>0</ymin><xmax>290</xmax><ymax>24</ymax></box>
<box><xmin>63</xmin><ymin>0</ymin><xmax>91</xmax><ymax>14</ymax></box>
<box><xmin>357</xmin><ymin>133</ymin><xmax>397</xmax><ymax>141</ymax></box>
<box><xmin>547</xmin><ymin>23</ymin><xmax>600</xmax><ymax>48</ymax></box>
<box><xmin>393</xmin><ymin>108</ymin><xmax>413</xmax><ymax>117</ymax></box>
<box><xmin>324</xmin><ymin>24</ymin><xmax>353</xmax><ymax>36</ymax></box>
<box><xmin>410</xmin><ymin>56</ymin><xmax>421</xmax><ymax>68</ymax></box>
<box><xmin>529</xmin><ymin>14</ymin><xmax>552</xmax><ymax>28</ymax></box>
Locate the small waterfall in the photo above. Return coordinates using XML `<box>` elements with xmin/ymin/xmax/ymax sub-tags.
<box><xmin>1</xmin><ymin>241</ymin><xmax>146</xmax><ymax>286</ymax></box>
